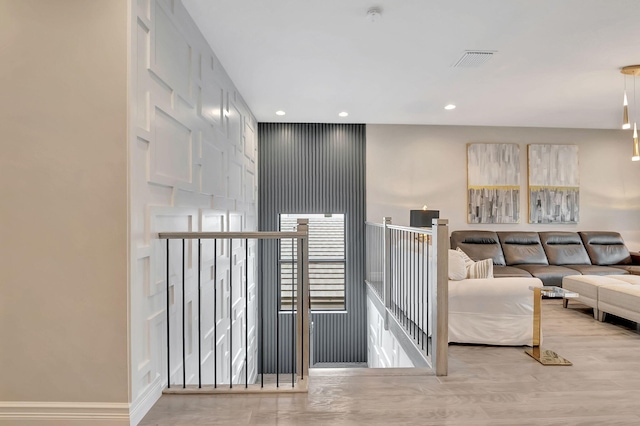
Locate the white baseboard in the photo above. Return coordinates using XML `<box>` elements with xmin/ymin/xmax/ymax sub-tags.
<box><xmin>0</xmin><ymin>401</ymin><xmax>129</xmax><ymax>423</ymax></box>
<box><xmin>129</xmin><ymin>376</ymin><xmax>163</xmax><ymax>426</ymax></box>
<box><xmin>0</xmin><ymin>377</ymin><xmax>163</xmax><ymax>425</ymax></box>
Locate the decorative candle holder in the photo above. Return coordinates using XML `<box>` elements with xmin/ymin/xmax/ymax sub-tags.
<box><xmin>410</xmin><ymin>208</ymin><xmax>440</xmax><ymax>228</ymax></box>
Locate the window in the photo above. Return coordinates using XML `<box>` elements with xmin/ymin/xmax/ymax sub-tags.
<box><xmin>279</xmin><ymin>213</ymin><xmax>346</xmax><ymax>311</ymax></box>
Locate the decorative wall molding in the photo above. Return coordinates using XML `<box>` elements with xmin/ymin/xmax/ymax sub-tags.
<box><xmin>366</xmin><ymin>287</ymin><xmax>416</xmax><ymax>368</ymax></box>
<box><xmin>130</xmin><ymin>0</ymin><xmax>258</xmax><ymax>422</ymax></box>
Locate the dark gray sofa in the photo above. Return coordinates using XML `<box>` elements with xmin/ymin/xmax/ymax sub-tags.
<box><xmin>450</xmin><ymin>230</ymin><xmax>640</xmax><ymax>286</ymax></box>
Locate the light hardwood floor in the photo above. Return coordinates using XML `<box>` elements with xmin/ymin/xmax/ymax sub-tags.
<box><xmin>140</xmin><ymin>299</ymin><xmax>640</xmax><ymax>425</ymax></box>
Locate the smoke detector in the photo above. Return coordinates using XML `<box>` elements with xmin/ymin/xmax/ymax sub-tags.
<box><xmin>367</xmin><ymin>7</ymin><xmax>382</xmax><ymax>22</ymax></box>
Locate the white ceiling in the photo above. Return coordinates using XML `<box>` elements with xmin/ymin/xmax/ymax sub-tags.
<box><xmin>183</xmin><ymin>0</ymin><xmax>640</xmax><ymax>129</ymax></box>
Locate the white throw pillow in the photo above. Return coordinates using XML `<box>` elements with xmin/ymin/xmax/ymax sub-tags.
<box><xmin>456</xmin><ymin>247</ymin><xmax>475</xmax><ymax>267</ymax></box>
<box><xmin>467</xmin><ymin>258</ymin><xmax>494</xmax><ymax>279</ymax></box>
<box><xmin>455</xmin><ymin>248</ymin><xmax>494</xmax><ymax>279</ymax></box>
<box><xmin>448</xmin><ymin>250</ymin><xmax>467</xmax><ymax>281</ymax></box>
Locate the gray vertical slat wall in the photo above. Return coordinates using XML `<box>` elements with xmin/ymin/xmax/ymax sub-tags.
<box><xmin>259</xmin><ymin>123</ymin><xmax>367</xmax><ymax>370</ymax></box>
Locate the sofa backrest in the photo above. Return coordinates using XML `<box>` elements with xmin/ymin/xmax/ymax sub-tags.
<box><xmin>579</xmin><ymin>231</ymin><xmax>631</xmax><ymax>265</ymax></box>
<box><xmin>450</xmin><ymin>230</ymin><xmax>506</xmax><ymax>266</ymax></box>
<box><xmin>539</xmin><ymin>232</ymin><xmax>591</xmax><ymax>265</ymax></box>
<box><xmin>498</xmin><ymin>232</ymin><xmax>549</xmax><ymax>265</ymax></box>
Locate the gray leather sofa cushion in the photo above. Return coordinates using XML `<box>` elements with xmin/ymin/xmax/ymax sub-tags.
<box><xmin>498</xmin><ymin>232</ymin><xmax>548</xmax><ymax>266</ymax></box>
<box><xmin>611</xmin><ymin>265</ymin><xmax>640</xmax><ymax>275</ymax></box>
<box><xmin>580</xmin><ymin>231</ymin><xmax>632</xmax><ymax>265</ymax></box>
<box><xmin>493</xmin><ymin>266</ymin><xmax>532</xmax><ymax>278</ymax></box>
<box><xmin>540</xmin><ymin>232</ymin><xmax>591</xmax><ymax>265</ymax></box>
<box><xmin>514</xmin><ymin>265</ymin><xmax>579</xmax><ymax>286</ymax></box>
<box><xmin>450</xmin><ymin>230</ymin><xmax>506</xmax><ymax>266</ymax></box>
<box><xmin>564</xmin><ymin>265</ymin><xmax>628</xmax><ymax>276</ymax></box>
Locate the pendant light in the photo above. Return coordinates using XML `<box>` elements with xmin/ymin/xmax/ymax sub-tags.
<box><xmin>633</xmin><ymin>123</ymin><xmax>639</xmax><ymax>161</ymax></box>
<box><xmin>634</xmin><ymin>74</ymin><xmax>640</xmax><ymax>161</ymax></box>
<box><xmin>621</xmin><ymin>65</ymin><xmax>640</xmax><ymax>161</ymax></box>
<box><xmin>622</xmin><ymin>76</ymin><xmax>630</xmax><ymax>130</ymax></box>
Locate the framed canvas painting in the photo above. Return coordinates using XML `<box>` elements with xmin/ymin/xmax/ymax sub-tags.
<box><xmin>528</xmin><ymin>144</ymin><xmax>579</xmax><ymax>224</ymax></box>
<box><xmin>467</xmin><ymin>143</ymin><xmax>520</xmax><ymax>224</ymax></box>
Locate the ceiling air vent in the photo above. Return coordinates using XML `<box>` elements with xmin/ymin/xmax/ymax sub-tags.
<box><xmin>453</xmin><ymin>50</ymin><xmax>496</xmax><ymax>68</ymax></box>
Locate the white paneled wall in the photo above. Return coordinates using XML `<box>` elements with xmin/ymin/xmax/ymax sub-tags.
<box><xmin>130</xmin><ymin>0</ymin><xmax>257</xmax><ymax>422</ymax></box>
<box><xmin>367</xmin><ymin>297</ymin><xmax>414</xmax><ymax>368</ymax></box>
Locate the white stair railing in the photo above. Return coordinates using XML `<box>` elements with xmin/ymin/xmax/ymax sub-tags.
<box><xmin>365</xmin><ymin>217</ymin><xmax>449</xmax><ymax>376</ymax></box>
<box><xmin>158</xmin><ymin>219</ymin><xmax>310</xmax><ymax>393</ymax></box>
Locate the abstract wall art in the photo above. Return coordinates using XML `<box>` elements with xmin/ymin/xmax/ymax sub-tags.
<box><xmin>528</xmin><ymin>144</ymin><xmax>579</xmax><ymax>224</ymax></box>
<box><xmin>467</xmin><ymin>143</ymin><xmax>520</xmax><ymax>223</ymax></box>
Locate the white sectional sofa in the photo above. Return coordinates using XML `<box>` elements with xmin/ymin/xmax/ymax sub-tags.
<box><xmin>449</xmin><ymin>277</ymin><xmax>543</xmax><ymax>345</ymax></box>
<box><xmin>447</xmin><ymin>248</ymin><xmax>544</xmax><ymax>346</ymax></box>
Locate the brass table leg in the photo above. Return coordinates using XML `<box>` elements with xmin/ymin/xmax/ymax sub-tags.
<box><xmin>525</xmin><ymin>287</ymin><xmax>572</xmax><ymax>366</ymax></box>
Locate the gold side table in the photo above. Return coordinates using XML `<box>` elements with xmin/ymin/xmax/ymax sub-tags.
<box><xmin>525</xmin><ymin>286</ymin><xmax>578</xmax><ymax>366</ymax></box>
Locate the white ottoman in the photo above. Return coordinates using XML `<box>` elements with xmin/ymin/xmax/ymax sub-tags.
<box><xmin>608</xmin><ymin>275</ymin><xmax>640</xmax><ymax>285</ymax></box>
<box><xmin>562</xmin><ymin>275</ymin><xmax>633</xmax><ymax>319</ymax></box>
<box><xmin>598</xmin><ymin>285</ymin><xmax>640</xmax><ymax>323</ymax></box>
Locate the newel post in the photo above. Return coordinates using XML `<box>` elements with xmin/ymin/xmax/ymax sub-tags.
<box><xmin>295</xmin><ymin>219</ymin><xmax>310</xmax><ymax>385</ymax></box>
<box><xmin>432</xmin><ymin>218</ymin><xmax>449</xmax><ymax>376</ymax></box>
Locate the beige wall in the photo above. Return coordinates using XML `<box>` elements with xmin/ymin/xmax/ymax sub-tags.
<box><xmin>0</xmin><ymin>0</ymin><xmax>129</xmax><ymax>407</ymax></box>
<box><xmin>367</xmin><ymin>124</ymin><xmax>640</xmax><ymax>249</ymax></box>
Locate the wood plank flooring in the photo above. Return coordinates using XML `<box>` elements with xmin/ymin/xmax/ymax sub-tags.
<box><xmin>140</xmin><ymin>299</ymin><xmax>640</xmax><ymax>425</ymax></box>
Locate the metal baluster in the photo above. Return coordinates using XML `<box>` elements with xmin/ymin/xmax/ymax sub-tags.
<box><xmin>411</xmin><ymin>234</ymin><xmax>420</xmax><ymax>339</ymax></box>
<box><xmin>182</xmin><ymin>239</ymin><xmax>186</xmax><ymax>388</ymax></box>
<box><xmin>418</xmin><ymin>235</ymin><xmax>422</xmax><ymax>347</ymax></box>
<box><xmin>397</xmin><ymin>230</ymin><xmax>400</xmax><ymax>321</ymax></box>
<box><xmin>408</xmin><ymin>231</ymin><xmax>411</xmax><ymax>331</ymax></box>
<box><xmin>409</xmin><ymin>231</ymin><xmax>412</xmax><ymax>332</ymax></box>
<box><xmin>291</xmin><ymin>237</ymin><xmax>295</xmax><ymax>388</ymax></box>
<box><xmin>416</xmin><ymin>233</ymin><xmax>420</xmax><ymax>341</ymax></box>
<box><xmin>214</xmin><ymin>239</ymin><xmax>217</xmax><ymax>388</ymax></box>
<box><xmin>405</xmin><ymin>231</ymin><xmax>409</xmax><ymax>327</ymax></box>
<box><xmin>422</xmin><ymin>234</ymin><xmax>426</xmax><ymax>347</ymax></box>
<box><xmin>426</xmin><ymin>238</ymin><xmax>430</xmax><ymax>354</ymax></box>
<box><xmin>399</xmin><ymin>231</ymin><xmax>402</xmax><ymax>323</ymax></box>
<box><xmin>260</xmin><ymin>239</ymin><xmax>264</xmax><ymax>388</ymax></box>
<box><xmin>393</xmin><ymin>230</ymin><xmax>397</xmax><ymax>317</ymax></box>
<box><xmin>407</xmin><ymin>231</ymin><xmax>410</xmax><ymax>329</ymax></box>
<box><xmin>389</xmin><ymin>228</ymin><xmax>392</xmax><ymax>315</ymax></box>
<box><xmin>415</xmin><ymin>232</ymin><xmax>419</xmax><ymax>338</ymax></box>
<box><xmin>416</xmin><ymin>234</ymin><xmax>420</xmax><ymax>346</ymax></box>
<box><xmin>408</xmin><ymin>231</ymin><xmax>411</xmax><ymax>332</ymax></box>
<box><xmin>229</xmin><ymin>238</ymin><xmax>233</xmax><ymax>389</ymax></box>
<box><xmin>198</xmin><ymin>239</ymin><xmax>202</xmax><ymax>388</ymax></box>
<box><xmin>409</xmin><ymin>232</ymin><xmax>412</xmax><ymax>335</ymax></box>
<box><xmin>166</xmin><ymin>239</ymin><xmax>170</xmax><ymax>389</ymax></box>
<box><xmin>413</xmin><ymin>234</ymin><xmax>425</xmax><ymax>346</ymax></box>
<box><xmin>400</xmin><ymin>231</ymin><xmax>407</xmax><ymax>326</ymax></box>
<box><xmin>276</xmin><ymin>239</ymin><xmax>280</xmax><ymax>388</ymax></box>
<box><xmin>245</xmin><ymin>239</ymin><xmax>249</xmax><ymax>388</ymax></box>
<box><xmin>410</xmin><ymin>231</ymin><xmax>414</xmax><ymax>338</ymax></box>
<box><xmin>398</xmin><ymin>230</ymin><xmax>402</xmax><ymax>322</ymax></box>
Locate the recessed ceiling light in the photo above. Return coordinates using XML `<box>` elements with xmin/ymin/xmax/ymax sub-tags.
<box><xmin>444</xmin><ymin>104</ymin><xmax>456</xmax><ymax>110</ymax></box>
<box><xmin>338</xmin><ymin>112</ymin><xmax>349</xmax><ymax>117</ymax></box>
<box><xmin>276</xmin><ymin>110</ymin><xmax>286</xmax><ymax>116</ymax></box>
